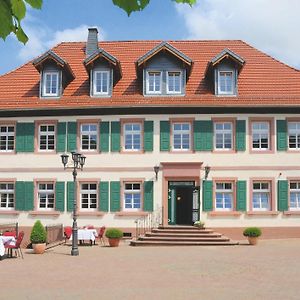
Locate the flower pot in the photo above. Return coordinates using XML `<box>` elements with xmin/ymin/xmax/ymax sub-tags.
<box><xmin>32</xmin><ymin>243</ymin><xmax>46</xmax><ymax>254</ymax></box>
<box><xmin>108</xmin><ymin>238</ymin><xmax>120</xmax><ymax>247</ymax></box>
<box><xmin>247</xmin><ymin>237</ymin><xmax>258</xmax><ymax>245</ymax></box>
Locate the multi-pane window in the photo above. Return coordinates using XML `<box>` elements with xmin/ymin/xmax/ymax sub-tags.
<box><xmin>43</xmin><ymin>72</ymin><xmax>59</xmax><ymax>96</ymax></box>
<box><xmin>0</xmin><ymin>125</ymin><xmax>15</xmax><ymax>152</ymax></box>
<box><xmin>124</xmin><ymin>183</ymin><xmax>141</xmax><ymax>211</ymax></box>
<box><xmin>252</xmin><ymin>122</ymin><xmax>270</xmax><ymax>150</ymax></box>
<box><xmin>38</xmin><ymin>183</ymin><xmax>54</xmax><ymax>210</ymax></box>
<box><xmin>0</xmin><ymin>183</ymin><xmax>14</xmax><ymax>210</ymax></box>
<box><xmin>218</xmin><ymin>71</ymin><xmax>234</xmax><ymax>95</ymax></box>
<box><xmin>124</xmin><ymin>123</ymin><xmax>142</xmax><ymax>151</ymax></box>
<box><xmin>80</xmin><ymin>183</ymin><xmax>97</xmax><ymax>211</ymax></box>
<box><xmin>290</xmin><ymin>182</ymin><xmax>300</xmax><ymax>210</ymax></box>
<box><xmin>288</xmin><ymin>122</ymin><xmax>300</xmax><ymax>150</ymax></box>
<box><xmin>93</xmin><ymin>71</ymin><xmax>109</xmax><ymax>95</ymax></box>
<box><xmin>214</xmin><ymin>122</ymin><xmax>233</xmax><ymax>150</ymax></box>
<box><xmin>215</xmin><ymin>182</ymin><xmax>233</xmax><ymax>211</ymax></box>
<box><xmin>172</xmin><ymin>122</ymin><xmax>191</xmax><ymax>150</ymax></box>
<box><xmin>167</xmin><ymin>71</ymin><xmax>181</xmax><ymax>94</ymax></box>
<box><xmin>81</xmin><ymin>124</ymin><xmax>97</xmax><ymax>151</ymax></box>
<box><xmin>252</xmin><ymin>182</ymin><xmax>270</xmax><ymax>211</ymax></box>
<box><xmin>147</xmin><ymin>71</ymin><xmax>162</xmax><ymax>94</ymax></box>
<box><xmin>39</xmin><ymin>124</ymin><xmax>55</xmax><ymax>151</ymax></box>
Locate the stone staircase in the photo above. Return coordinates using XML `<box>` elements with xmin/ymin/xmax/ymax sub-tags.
<box><xmin>130</xmin><ymin>225</ymin><xmax>239</xmax><ymax>246</ymax></box>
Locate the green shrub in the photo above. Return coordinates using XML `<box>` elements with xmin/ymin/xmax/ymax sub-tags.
<box><xmin>105</xmin><ymin>228</ymin><xmax>123</xmax><ymax>239</ymax></box>
<box><xmin>243</xmin><ymin>227</ymin><xmax>262</xmax><ymax>237</ymax></box>
<box><xmin>30</xmin><ymin>220</ymin><xmax>47</xmax><ymax>244</ymax></box>
<box><xmin>193</xmin><ymin>221</ymin><xmax>205</xmax><ymax>228</ymax></box>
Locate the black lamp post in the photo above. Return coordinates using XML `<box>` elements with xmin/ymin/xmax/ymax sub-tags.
<box><xmin>61</xmin><ymin>152</ymin><xmax>86</xmax><ymax>256</ymax></box>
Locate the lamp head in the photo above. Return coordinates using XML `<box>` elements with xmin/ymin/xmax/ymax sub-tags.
<box><xmin>154</xmin><ymin>165</ymin><xmax>160</xmax><ymax>181</ymax></box>
<box><xmin>61</xmin><ymin>154</ymin><xmax>69</xmax><ymax>168</ymax></box>
<box><xmin>79</xmin><ymin>155</ymin><xmax>86</xmax><ymax>170</ymax></box>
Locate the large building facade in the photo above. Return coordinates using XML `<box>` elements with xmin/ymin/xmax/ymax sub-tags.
<box><xmin>0</xmin><ymin>28</ymin><xmax>300</xmax><ymax>239</ymax></box>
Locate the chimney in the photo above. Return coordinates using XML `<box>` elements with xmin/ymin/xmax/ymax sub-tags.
<box><xmin>86</xmin><ymin>28</ymin><xmax>99</xmax><ymax>57</ymax></box>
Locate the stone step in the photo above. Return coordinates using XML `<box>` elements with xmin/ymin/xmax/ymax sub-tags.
<box><xmin>158</xmin><ymin>225</ymin><xmax>204</xmax><ymax>230</ymax></box>
<box><xmin>130</xmin><ymin>240</ymin><xmax>239</xmax><ymax>246</ymax></box>
<box><xmin>145</xmin><ymin>232</ymin><xmax>222</xmax><ymax>238</ymax></box>
<box><xmin>139</xmin><ymin>236</ymin><xmax>230</xmax><ymax>242</ymax></box>
<box><xmin>152</xmin><ymin>229</ymin><xmax>213</xmax><ymax>234</ymax></box>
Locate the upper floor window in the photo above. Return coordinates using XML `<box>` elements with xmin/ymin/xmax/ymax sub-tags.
<box><xmin>146</xmin><ymin>71</ymin><xmax>162</xmax><ymax>94</ymax></box>
<box><xmin>251</xmin><ymin>122</ymin><xmax>270</xmax><ymax>150</ymax></box>
<box><xmin>80</xmin><ymin>183</ymin><xmax>97</xmax><ymax>211</ymax></box>
<box><xmin>289</xmin><ymin>182</ymin><xmax>300</xmax><ymax>210</ymax></box>
<box><xmin>0</xmin><ymin>125</ymin><xmax>15</xmax><ymax>152</ymax></box>
<box><xmin>0</xmin><ymin>183</ymin><xmax>14</xmax><ymax>210</ymax></box>
<box><xmin>93</xmin><ymin>71</ymin><xmax>109</xmax><ymax>95</ymax></box>
<box><xmin>167</xmin><ymin>71</ymin><xmax>181</xmax><ymax>94</ymax></box>
<box><xmin>215</xmin><ymin>182</ymin><xmax>233</xmax><ymax>211</ymax></box>
<box><xmin>288</xmin><ymin>122</ymin><xmax>300</xmax><ymax>150</ymax></box>
<box><xmin>218</xmin><ymin>71</ymin><xmax>234</xmax><ymax>95</ymax></box>
<box><xmin>124</xmin><ymin>182</ymin><xmax>141</xmax><ymax>211</ymax></box>
<box><xmin>172</xmin><ymin>122</ymin><xmax>191</xmax><ymax>151</ymax></box>
<box><xmin>252</xmin><ymin>182</ymin><xmax>270</xmax><ymax>211</ymax></box>
<box><xmin>43</xmin><ymin>71</ymin><xmax>59</xmax><ymax>97</ymax></box>
<box><xmin>38</xmin><ymin>183</ymin><xmax>54</xmax><ymax>210</ymax></box>
<box><xmin>214</xmin><ymin>122</ymin><xmax>233</xmax><ymax>150</ymax></box>
<box><xmin>80</xmin><ymin>124</ymin><xmax>98</xmax><ymax>151</ymax></box>
<box><xmin>124</xmin><ymin>123</ymin><xmax>142</xmax><ymax>151</ymax></box>
<box><xmin>39</xmin><ymin>124</ymin><xmax>55</xmax><ymax>151</ymax></box>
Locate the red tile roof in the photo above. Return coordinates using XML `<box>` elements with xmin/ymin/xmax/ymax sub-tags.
<box><xmin>0</xmin><ymin>40</ymin><xmax>299</xmax><ymax>111</ymax></box>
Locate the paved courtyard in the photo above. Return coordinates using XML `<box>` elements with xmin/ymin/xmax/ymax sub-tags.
<box><xmin>0</xmin><ymin>239</ymin><xmax>299</xmax><ymax>300</ymax></box>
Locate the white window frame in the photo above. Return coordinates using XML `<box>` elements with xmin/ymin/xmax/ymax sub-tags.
<box><xmin>167</xmin><ymin>71</ymin><xmax>182</xmax><ymax>94</ymax></box>
<box><xmin>43</xmin><ymin>71</ymin><xmax>59</xmax><ymax>97</ymax></box>
<box><xmin>215</xmin><ymin>182</ymin><xmax>233</xmax><ymax>211</ymax></box>
<box><xmin>251</xmin><ymin>122</ymin><xmax>270</xmax><ymax>151</ymax></box>
<box><xmin>38</xmin><ymin>124</ymin><xmax>56</xmax><ymax>152</ymax></box>
<box><xmin>172</xmin><ymin>122</ymin><xmax>191</xmax><ymax>151</ymax></box>
<box><xmin>218</xmin><ymin>70</ymin><xmax>234</xmax><ymax>95</ymax></box>
<box><xmin>0</xmin><ymin>125</ymin><xmax>15</xmax><ymax>152</ymax></box>
<box><xmin>289</xmin><ymin>181</ymin><xmax>300</xmax><ymax>211</ymax></box>
<box><xmin>80</xmin><ymin>124</ymin><xmax>98</xmax><ymax>151</ymax></box>
<box><xmin>146</xmin><ymin>71</ymin><xmax>162</xmax><ymax>94</ymax></box>
<box><xmin>93</xmin><ymin>70</ymin><xmax>110</xmax><ymax>96</ymax></box>
<box><xmin>80</xmin><ymin>183</ymin><xmax>97</xmax><ymax>211</ymax></box>
<box><xmin>37</xmin><ymin>183</ymin><xmax>55</xmax><ymax>211</ymax></box>
<box><xmin>214</xmin><ymin>122</ymin><xmax>233</xmax><ymax>150</ymax></box>
<box><xmin>0</xmin><ymin>183</ymin><xmax>14</xmax><ymax>210</ymax></box>
<box><xmin>288</xmin><ymin>122</ymin><xmax>300</xmax><ymax>150</ymax></box>
<box><xmin>123</xmin><ymin>123</ymin><xmax>142</xmax><ymax>151</ymax></box>
<box><xmin>252</xmin><ymin>182</ymin><xmax>271</xmax><ymax>211</ymax></box>
<box><xmin>123</xmin><ymin>182</ymin><xmax>142</xmax><ymax>211</ymax></box>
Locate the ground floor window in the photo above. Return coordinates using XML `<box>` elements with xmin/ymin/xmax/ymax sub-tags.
<box><xmin>124</xmin><ymin>182</ymin><xmax>141</xmax><ymax>211</ymax></box>
<box><xmin>252</xmin><ymin>182</ymin><xmax>270</xmax><ymax>211</ymax></box>
<box><xmin>290</xmin><ymin>181</ymin><xmax>300</xmax><ymax>210</ymax></box>
<box><xmin>80</xmin><ymin>183</ymin><xmax>97</xmax><ymax>211</ymax></box>
<box><xmin>0</xmin><ymin>183</ymin><xmax>14</xmax><ymax>210</ymax></box>
<box><xmin>215</xmin><ymin>182</ymin><xmax>233</xmax><ymax>211</ymax></box>
<box><xmin>38</xmin><ymin>183</ymin><xmax>55</xmax><ymax>210</ymax></box>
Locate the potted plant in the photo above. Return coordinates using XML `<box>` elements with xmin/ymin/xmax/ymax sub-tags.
<box><xmin>105</xmin><ymin>228</ymin><xmax>123</xmax><ymax>247</ymax></box>
<box><xmin>30</xmin><ymin>220</ymin><xmax>47</xmax><ymax>254</ymax></box>
<box><xmin>243</xmin><ymin>227</ymin><xmax>262</xmax><ymax>245</ymax></box>
<box><xmin>193</xmin><ymin>221</ymin><xmax>205</xmax><ymax>229</ymax></box>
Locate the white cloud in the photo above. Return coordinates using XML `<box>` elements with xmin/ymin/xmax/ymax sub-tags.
<box><xmin>176</xmin><ymin>0</ymin><xmax>300</xmax><ymax>69</ymax></box>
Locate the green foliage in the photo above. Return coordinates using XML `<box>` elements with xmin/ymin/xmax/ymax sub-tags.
<box><xmin>30</xmin><ymin>220</ymin><xmax>47</xmax><ymax>244</ymax></box>
<box><xmin>193</xmin><ymin>220</ymin><xmax>205</xmax><ymax>228</ymax></box>
<box><xmin>105</xmin><ymin>228</ymin><xmax>123</xmax><ymax>239</ymax></box>
<box><xmin>243</xmin><ymin>227</ymin><xmax>262</xmax><ymax>238</ymax></box>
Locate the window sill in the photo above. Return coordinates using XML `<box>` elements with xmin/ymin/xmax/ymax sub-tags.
<box><xmin>208</xmin><ymin>211</ymin><xmax>242</xmax><ymax>217</ymax></box>
<box><xmin>246</xmin><ymin>211</ymin><xmax>279</xmax><ymax>216</ymax></box>
<box><xmin>115</xmin><ymin>211</ymin><xmax>149</xmax><ymax>217</ymax></box>
<box><xmin>77</xmin><ymin>212</ymin><xmax>105</xmax><ymax>217</ymax></box>
<box><xmin>0</xmin><ymin>210</ymin><xmax>20</xmax><ymax>215</ymax></box>
<box><xmin>29</xmin><ymin>211</ymin><xmax>60</xmax><ymax>216</ymax></box>
<box><xmin>283</xmin><ymin>211</ymin><xmax>300</xmax><ymax>215</ymax></box>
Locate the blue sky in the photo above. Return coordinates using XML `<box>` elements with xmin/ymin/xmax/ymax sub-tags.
<box><xmin>0</xmin><ymin>0</ymin><xmax>299</xmax><ymax>75</ymax></box>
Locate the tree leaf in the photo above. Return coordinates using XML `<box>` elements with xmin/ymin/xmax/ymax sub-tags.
<box><xmin>11</xmin><ymin>0</ymin><xmax>26</xmax><ymax>20</ymax></box>
<box><xmin>24</xmin><ymin>0</ymin><xmax>42</xmax><ymax>9</ymax></box>
<box><xmin>173</xmin><ymin>0</ymin><xmax>197</xmax><ymax>5</ymax></box>
<box><xmin>0</xmin><ymin>0</ymin><xmax>14</xmax><ymax>40</ymax></box>
<box><xmin>15</xmin><ymin>22</ymin><xmax>28</xmax><ymax>44</ymax></box>
<box><xmin>112</xmin><ymin>0</ymin><xmax>150</xmax><ymax>16</ymax></box>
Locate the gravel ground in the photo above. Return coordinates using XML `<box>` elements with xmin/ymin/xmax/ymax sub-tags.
<box><xmin>0</xmin><ymin>239</ymin><xmax>299</xmax><ymax>300</ymax></box>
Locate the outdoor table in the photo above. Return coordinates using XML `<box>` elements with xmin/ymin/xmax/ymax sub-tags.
<box><xmin>0</xmin><ymin>236</ymin><xmax>16</xmax><ymax>258</ymax></box>
<box><xmin>69</xmin><ymin>229</ymin><xmax>98</xmax><ymax>245</ymax></box>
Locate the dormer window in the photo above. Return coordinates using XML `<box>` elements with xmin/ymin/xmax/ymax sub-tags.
<box><xmin>167</xmin><ymin>71</ymin><xmax>181</xmax><ymax>94</ymax></box>
<box><xmin>43</xmin><ymin>71</ymin><xmax>59</xmax><ymax>97</ymax></box>
<box><xmin>218</xmin><ymin>71</ymin><xmax>234</xmax><ymax>95</ymax></box>
<box><xmin>146</xmin><ymin>71</ymin><xmax>162</xmax><ymax>94</ymax></box>
<box><xmin>93</xmin><ymin>70</ymin><xmax>110</xmax><ymax>95</ymax></box>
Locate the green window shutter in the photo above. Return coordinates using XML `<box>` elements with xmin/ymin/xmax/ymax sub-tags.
<box><xmin>277</xmin><ymin>120</ymin><xmax>287</xmax><ymax>151</ymax></box>
<box><xmin>236</xmin><ymin>181</ymin><xmax>247</xmax><ymax>211</ymax></box>
<box><xmin>278</xmin><ymin>180</ymin><xmax>288</xmax><ymax>211</ymax></box>
<box><xmin>15</xmin><ymin>181</ymin><xmax>25</xmax><ymax>211</ymax></box>
<box><xmin>144</xmin><ymin>121</ymin><xmax>154</xmax><ymax>152</ymax></box>
<box><xmin>56</xmin><ymin>122</ymin><xmax>66</xmax><ymax>153</ymax></box>
<box><xmin>236</xmin><ymin>120</ymin><xmax>246</xmax><ymax>151</ymax></box>
<box><xmin>111</xmin><ymin>122</ymin><xmax>120</xmax><ymax>152</ymax></box>
<box><xmin>55</xmin><ymin>182</ymin><xmax>65</xmax><ymax>212</ymax></box>
<box><xmin>202</xmin><ymin>180</ymin><xmax>213</xmax><ymax>211</ymax></box>
<box><xmin>160</xmin><ymin>121</ymin><xmax>170</xmax><ymax>151</ymax></box>
<box><xmin>24</xmin><ymin>182</ymin><xmax>34</xmax><ymax>211</ymax></box>
<box><xmin>194</xmin><ymin>121</ymin><xmax>212</xmax><ymax>151</ymax></box>
<box><xmin>67</xmin><ymin>181</ymin><xmax>74</xmax><ymax>212</ymax></box>
<box><xmin>99</xmin><ymin>181</ymin><xmax>109</xmax><ymax>212</ymax></box>
<box><xmin>144</xmin><ymin>181</ymin><xmax>154</xmax><ymax>212</ymax></box>
<box><xmin>100</xmin><ymin>122</ymin><xmax>109</xmax><ymax>152</ymax></box>
<box><xmin>110</xmin><ymin>181</ymin><xmax>120</xmax><ymax>212</ymax></box>
<box><xmin>67</xmin><ymin>122</ymin><xmax>77</xmax><ymax>152</ymax></box>
<box><xmin>16</xmin><ymin>123</ymin><xmax>34</xmax><ymax>152</ymax></box>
